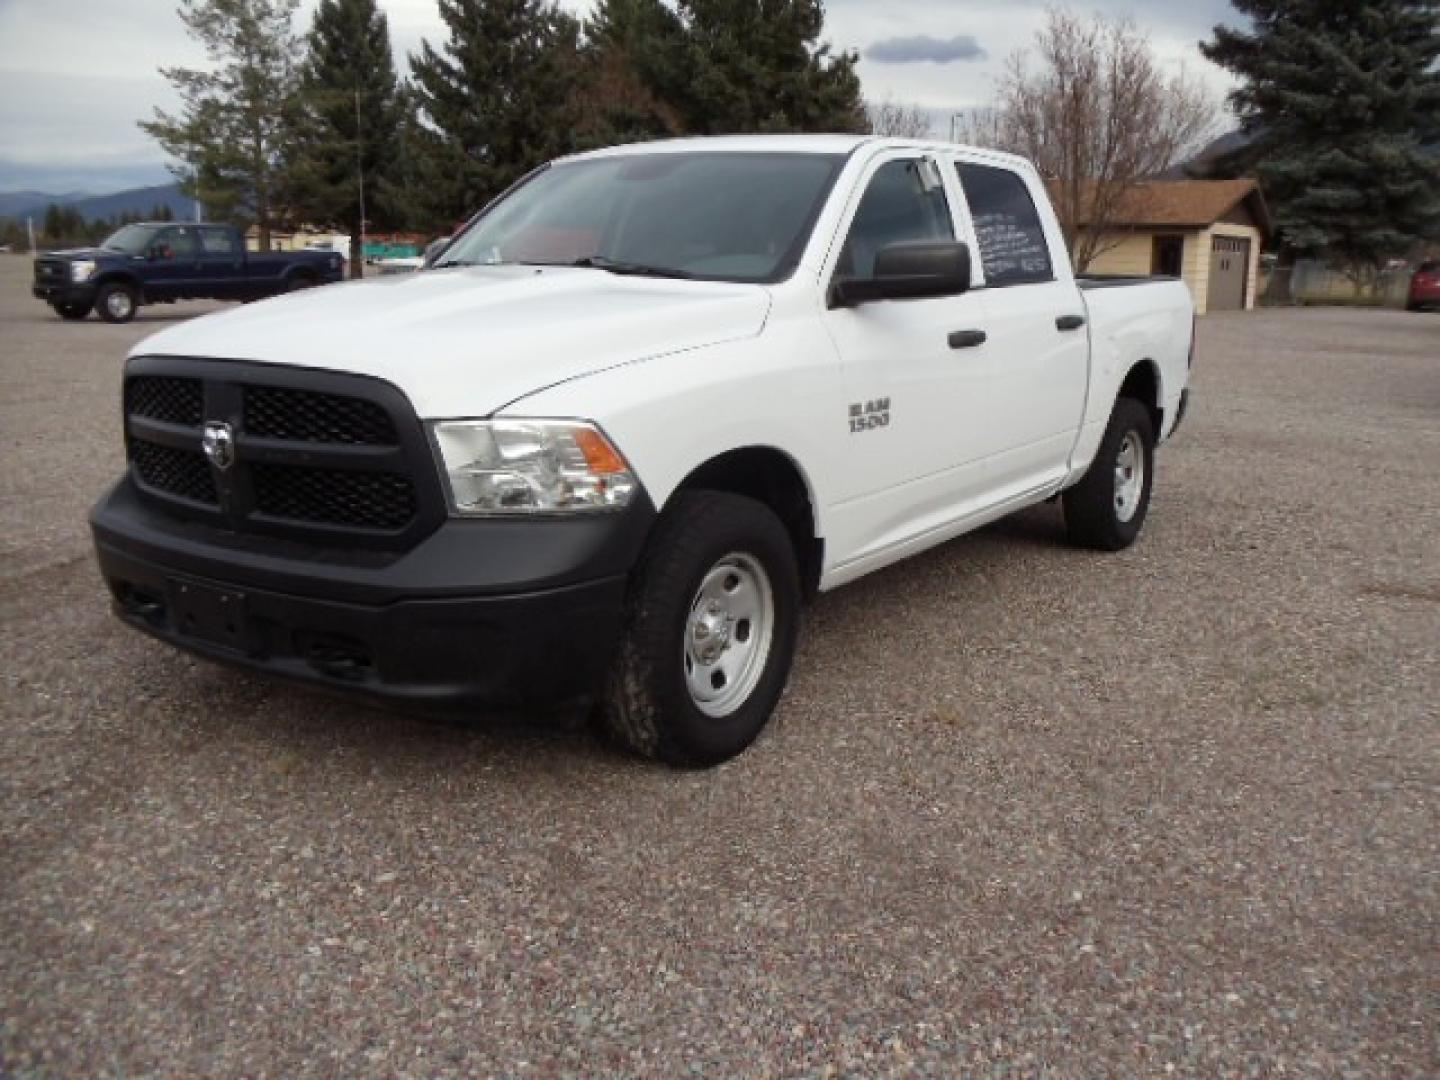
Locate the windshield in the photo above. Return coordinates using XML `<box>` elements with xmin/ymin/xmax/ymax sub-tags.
<box><xmin>436</xmin><ymin>152</ymin><xmax>846</xmax><ymax>283</ymax></box>
<box><xmin>101</xmin><ymin>224</ymin><xmax>160</xmax><ymax>255</ymax></box>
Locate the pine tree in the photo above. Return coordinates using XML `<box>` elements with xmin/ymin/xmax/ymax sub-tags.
<box><xmin>291</xmin><ymin>0</ymin><xmax>405</xmax><ymax>276</ymax></box>
<box><xmin>140</xmin><ymin>0</ymin><xmax>305</xmax><ymax>249</ymax></box>
<box><xmin>667</xmin><ymin>0</ymin><xmax>866</xmax><ymax>134</ymax></box>
<box><xmin>1202</xmin><ymin>0</ymin><xmax>1440</xmax><ymax>286</ymax></box>
<box><xmin>577</xmin><ymin>0</ymin><xmax>685</xmax><ymax>147</ymax></box>
<box><xmin>409</xmin><ymin>0</ymin><xmax>583</xmax><ymax>229</ymax></box>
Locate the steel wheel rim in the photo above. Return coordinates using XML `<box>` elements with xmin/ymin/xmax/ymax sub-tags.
<box><xmin>107</xmin><ymin>291</ymin><xmax>132</xmax><ymax>319</ymax></box>
<box><xmin>1114</xmin><ymin>431</ymin><xmax>1145</xmax><ymax>523</ymax></box>
<box><xmin>683</xmin><ymin>552</ymin><xmax>775</xmax><ymax>718</ymax></box>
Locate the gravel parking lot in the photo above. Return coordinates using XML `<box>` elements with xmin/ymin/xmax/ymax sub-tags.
<box><xmin>1</xmin><ymin>254</ymin><xmax>1436</xmax><ymax>1075</ymax></box>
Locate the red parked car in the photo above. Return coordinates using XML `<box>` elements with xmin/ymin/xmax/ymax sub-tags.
<box><xmin>1408</xmin><ymin>259</ymin><xmax>1440</xmax><ymax>311</ymax></box>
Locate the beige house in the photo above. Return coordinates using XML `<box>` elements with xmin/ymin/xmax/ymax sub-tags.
<box><xmin>1080</xmin><ymin>179</ymin><xmax>1272</xmax><ymax>313</ymax></box>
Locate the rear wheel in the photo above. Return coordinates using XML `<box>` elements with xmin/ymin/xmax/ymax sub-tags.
<box><xmin>1063</xmin><ymin>397</ymin><xmax>1155</xmax><ymax>551</ymax></box>
<box><xmin>52</xmin><ymin>301</ymin><xmax>89</xmax><ymax>321</ymax></box>
<box><xmin>602</xmin><ymin>491</ymin><xmax>800</xmax><ymax>766</ymax></box>
<box><xmin>96</xmin><ymin>282</ymin><xmax>137</xmax><ymax>323</ymax></box>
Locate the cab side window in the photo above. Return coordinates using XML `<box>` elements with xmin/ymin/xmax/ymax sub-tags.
<box><xmin>837</xmin><ymin>159</ymin><xmax>954</xmax><ymax>280</ymax></box>
<box><xmin>199</xmin><ymin>227</ymin><xmax>238</xmax><ymax>256</ymax></box>
<box><xmin>157</xmin><ymin>226</ymin><xmax>199</xmax><ymax>258</ymax></box>
<box><xmin>956</xmin><ymin>162</ymin><xmax>1053</xmax><ymax>286</ymax></box>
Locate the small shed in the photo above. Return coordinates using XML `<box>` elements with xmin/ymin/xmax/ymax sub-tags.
<box><xmin>1079</xmin><ymin>179</ymin><xmax>1272</xmax><ymax>313</ymax></box>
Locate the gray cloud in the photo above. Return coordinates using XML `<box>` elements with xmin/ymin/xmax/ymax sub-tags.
<box><xmin>865</xmin><ymin>34</ymin><xmax>987</xmax><ymax>65</ymax></box>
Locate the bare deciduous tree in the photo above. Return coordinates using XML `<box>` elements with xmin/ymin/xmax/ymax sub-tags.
<box><xmin>964</xmin><ymin>9</ymin><xmax>1218</xmax><ymax>272</ymax></box>
<box><xmin>866</xmin><ymin>98</ymin><xmax>934</xmax><ymax>139</ymax></box>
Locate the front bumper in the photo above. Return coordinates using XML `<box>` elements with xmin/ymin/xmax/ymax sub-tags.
<box><xmin>91</xmin><ymin>479</ymin><xmax>654</xmax><ymax>710</ymax></box>
<box><xmin>33</xmin><ymin>281</ymin><xmax>97</xmax><ymax>307</ymax></box>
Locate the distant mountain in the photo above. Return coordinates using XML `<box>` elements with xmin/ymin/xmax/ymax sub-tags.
<box><xmin>0</xmin><ymin>182</ymin><xmax>192</xmax><ymax>222</ymax></box>
<box><xmin>0</xmin><ymin>189</ymin><xmax>91</xmax><ymax>218</ymax></box>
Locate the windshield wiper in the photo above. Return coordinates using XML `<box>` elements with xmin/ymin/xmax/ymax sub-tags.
<box><xmin>571</xmin><ymin>254</ymin><xmax>691</xmax><ymax>279</ymax></box>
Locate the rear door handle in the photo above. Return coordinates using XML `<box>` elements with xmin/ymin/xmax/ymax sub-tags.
<box><xmin>948</xmin><ymin>329</ymin><xmax>987</xmax><ymax>349</ymax></box>
<box><xmin>1056</xmin><ymin>315</ymin><xmax>1086</xmax><ymax>331</ymax></box>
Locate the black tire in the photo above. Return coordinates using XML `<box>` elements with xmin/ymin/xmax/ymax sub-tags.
<box><xmin>52</xmin><ymin>301</ymin><xmax>89</xmax><ymax>321</ymax></box>
<box><xmin>95</xmin><ymin>282</ymin><xmax>138</xmax><ymax>324</ymax></box>
<box><xmin>1063</xmin><ymin>396</ymin><xmax>1155</xmax><ymax>551</ymax></box>
<box><xmin>602</xmin><ymin>490</ymin><xmax>801</xmax><ymax>766</ymax></box>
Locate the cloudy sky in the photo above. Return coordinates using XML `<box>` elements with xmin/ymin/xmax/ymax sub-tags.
<box><xmin>0</xmin><ymin>0</ymin><xmax>1243</xmax><ymax>194</ymax></box>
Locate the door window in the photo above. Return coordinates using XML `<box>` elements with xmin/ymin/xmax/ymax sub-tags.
<box><xmin>199</xmin><ymin>227</ymin><xmax>238</xmax><ymax>256</ymax></box>
<box><xmin>156</xmin><ymin>226</ymin><xmax>199</xmax><ymax>258</ymax></box>
<box><xmin>956</xmin><ymin>163</ymin><xmax>1053</xmax><ymax>286</ymax></box>
<box><xmin>836</xmin><ymin>159</ymin><xmax>954</xmax><ymax>280</ymax></box>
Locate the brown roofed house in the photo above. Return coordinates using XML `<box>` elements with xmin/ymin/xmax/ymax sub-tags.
<box><xmin>1070</xmin><ymin>179</ymin><xmax>1272</xmax><ymax>313</ymax></box>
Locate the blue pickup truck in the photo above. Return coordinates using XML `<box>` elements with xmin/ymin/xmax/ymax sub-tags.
<box><xmin>32</xmin><ymin>222</ymin><xmax>345</xmax><ymax>323</ymax></box>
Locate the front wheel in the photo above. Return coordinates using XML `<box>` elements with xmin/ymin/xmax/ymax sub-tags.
<box><xmin>602</xmin><ymin>491</ymin><xmax>800</xmax><ymax>766</ymax></box>
<box><xmin>1063</xmin><ymin>397</ymin><xmax>1156</xmax><ymax>551</ymax></box>
<box><xmin>95</xmin><ymin>282</ymin><xmax>138</xmax><ymax>323</ymax></box>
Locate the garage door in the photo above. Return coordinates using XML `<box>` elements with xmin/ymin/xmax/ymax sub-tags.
<box><xmin>1209</xmin><ymin>236</ymin><xmax>1250</xmax><ymax>311</ymax></box>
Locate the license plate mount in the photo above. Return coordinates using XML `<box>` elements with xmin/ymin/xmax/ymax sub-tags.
<box><xmin>167</xmin><ymin>578</ymin><xmax>249</xmax><ymax>652</ymax></box>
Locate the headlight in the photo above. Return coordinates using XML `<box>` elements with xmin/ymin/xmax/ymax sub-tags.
<box><xmin>70</xmin><ymin>260</ymin><xmax>96</xmax><ymax>283</ymax></box>
<box><xmin>431</xmin><ymin>419</ymin><xmax>637</xmax><ymax>515</ymax></box>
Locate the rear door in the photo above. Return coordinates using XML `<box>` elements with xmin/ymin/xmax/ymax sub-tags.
<box><xmin>951</xmin><ymin>157</ymin><xmax>1089</xmax><ymax>493</ymax></box>
<box><xmin>197</xmin><ymin>226</ymin><xmax>245</xmax><ymax>298</ymax></box>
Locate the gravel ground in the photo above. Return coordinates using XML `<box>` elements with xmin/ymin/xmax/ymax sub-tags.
<box><xmin>1</xmin><ymin>255</ymin><xmax>1436</xmax><ymax>1076</ymax></box>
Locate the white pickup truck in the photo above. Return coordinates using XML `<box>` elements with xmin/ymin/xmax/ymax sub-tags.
<box><xmin>91</xmin><ymin>136</ymin><xmax>1194</xmax><ymax>766</ymax></box>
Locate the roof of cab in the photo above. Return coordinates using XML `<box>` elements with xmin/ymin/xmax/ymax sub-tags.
<box><xmin>562</xmin><ymin>133</ymin><xmax>1033</xmax><ymax>172</ymax></box>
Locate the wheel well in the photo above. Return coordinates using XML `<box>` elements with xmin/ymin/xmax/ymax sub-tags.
<box><xmin>674</xmin><ymin>447</ymin><xmax>823</xmax><ymax>598</ymax></box>
<box><xmin>96</xmin><ymin>273</ymin><xmax>141</xmax><ymax>294</ymax></box>
<box><xmin>1119</xmin><ymin>360</ymin><xmax>1162</xmax><ymax>436</ymax></box>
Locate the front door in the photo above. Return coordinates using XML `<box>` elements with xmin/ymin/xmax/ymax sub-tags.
<box><xmin>144</xmin><ymin>225</ymin><xmax>201</xmax><ymax>301</ymax></box>
<box><xmin>821</xmin><ymin>154</ymin><xmax>998</xmax><ymax>571</ymax></box>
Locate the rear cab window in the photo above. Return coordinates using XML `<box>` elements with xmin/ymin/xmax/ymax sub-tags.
<box><xmin>956</xmin><ymin>162</ymin><xmax>1054</xmax><ymax>287</ymax></box>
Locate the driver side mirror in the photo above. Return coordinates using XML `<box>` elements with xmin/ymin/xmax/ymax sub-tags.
<box><xmin>830</xmin><ymin>240</ymin><xmax>972</xmax><ymax>308</ymax></box>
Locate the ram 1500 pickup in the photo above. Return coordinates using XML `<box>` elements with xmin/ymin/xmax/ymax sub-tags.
<box><xmin>90</xmin><ymin>136</ymin><xmax>1194</xmax><ymax>765</ymax></box>
<box><xmin>33</xmin><ymin>222</ymin><xmax>344</xmax><ymax>323</ymax></box>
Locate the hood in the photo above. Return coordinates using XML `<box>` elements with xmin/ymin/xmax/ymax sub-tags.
<box><xmin>38</xmin><ymin>247</ymin><xmax>109</xmax><ymax>261</ymax></box>
<box><xmin>130</xmin><ymin>266</ymin><xmax>772</xmax><ymax>417</ymax></box>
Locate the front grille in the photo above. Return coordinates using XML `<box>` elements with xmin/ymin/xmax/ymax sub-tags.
<box><xmin>244</xmin><ymin>386</ymin><xmax>396</xmax><ymax>445</ymax></box>
<box><xmin>123</xmin><ymin>359</ymin><xmax>442</xmax><ymax>548</ymax></box>
<box><xmin>127</xmin><ymin>376</ymin><xmax>204</xmax><ymax>427</ymax></box>
<box><xmin>131</xmin><ymin>440</ymin><xmax>218</xmax><ymax>505</ymax></box>
<box><xmin>253</xmin><ymin>464</ymin><xmax>415</xmax><ymax>528</ymax></box>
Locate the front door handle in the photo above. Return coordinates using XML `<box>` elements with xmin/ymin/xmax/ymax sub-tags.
<box><xmin>948</xmin><ymin>329</ymin><xmax>988</xmax><ymax>349</ymax></box>
<box><xmin>1056</xmin><ymin>314</ymin><xmax>1086</xmax><ymax>331</ymax></box>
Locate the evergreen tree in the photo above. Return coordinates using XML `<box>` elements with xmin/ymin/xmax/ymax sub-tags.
<box><xmin>576</xmin><ymin>0</ymin><xmax>685</xmax><ymax>147</ymax></box>
<box><xmin>140</xmin><ymin>0</ymin><xmax>305</xmax><ymax>248</ymax></box>
<box><xmin>409</xmin><ymin>0</ymin><xmax>583</xmax><ymax>229</ymax></box>
<box><xmin>669</xmin><ymin>0</ymin><xmax>865</xmax><ymax>134</ymax></box>
<box><xmin>42</xmin><ymin>204</ymin><xmax>64</xmax><ymax>241</ymax></box>
<box><xmin>291</xmin><ymin>0</ymin><xmax>406</xmax><ymax>276</ymax></box>
<box><xmin>1202</xmin><ymin>0</ymin><xmax>1440</xmax><ymax>285</ymax></box>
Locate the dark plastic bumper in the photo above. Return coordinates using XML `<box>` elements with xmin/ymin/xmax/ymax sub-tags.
<box><xmin>33</xmin><ymin>282</ymin><xmax>97</xmax><ymax>307</ymax></box>
<box><xmin>90</xmin><ymin>479</ymin><xmax>655</xmax><ymax>710</ymax></box>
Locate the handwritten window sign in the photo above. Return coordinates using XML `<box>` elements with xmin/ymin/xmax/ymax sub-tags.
<box><xmin>958</xmin><ymin>163</ymin><xmax>1054</xmax><ymax>287</ymax></box>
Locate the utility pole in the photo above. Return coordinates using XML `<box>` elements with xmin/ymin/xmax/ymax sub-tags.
<box><xmin>354</xmin><ymin>85</ymin><xmax>367</xmax><ymax>279</ymax></box>
<box><xmin>26</xmin><ymin>216</ymin><xmax>35</xmax><ymax>255</ymax></box>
